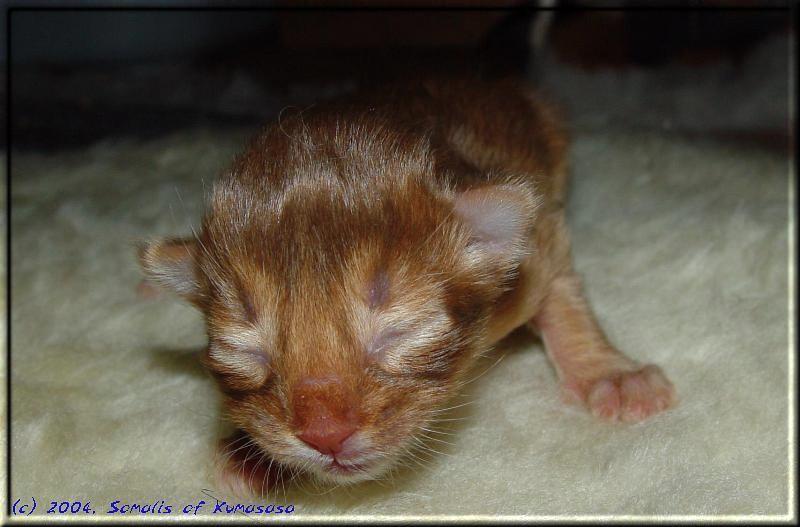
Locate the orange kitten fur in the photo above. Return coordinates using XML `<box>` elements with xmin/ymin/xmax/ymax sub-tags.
<box><xmin>138</xmin><ymin>78</ymin><xmax>676</xmax><ymax>494</ymax></box>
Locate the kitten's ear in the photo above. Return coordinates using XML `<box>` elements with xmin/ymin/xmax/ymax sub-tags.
<box><xmin>453</xmin><ymin>181</ymin><xmax>541</xmax><ymax>265</ymax></box>
<box><xmin>137</xmin><ymin>237</ymin><xmax>202</xmax><ymax>300</ymax></box>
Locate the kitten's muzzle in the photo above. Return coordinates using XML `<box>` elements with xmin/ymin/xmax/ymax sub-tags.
<box><xmin>292</xmin><ymin>375</ymin><xmax>360</xmax><ymax>457</ymax></box>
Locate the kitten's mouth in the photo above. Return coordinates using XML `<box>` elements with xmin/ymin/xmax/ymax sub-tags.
<box><xmin>326</xmin><ymin>459</ymin><xmax>367</xmax><ymax>475</ymax></box>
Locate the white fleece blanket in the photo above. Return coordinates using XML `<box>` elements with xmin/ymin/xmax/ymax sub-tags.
<box><xmin>8</xmin><ymin>38</ymin><xmax>792</xmax><ymax>520</ymax></box>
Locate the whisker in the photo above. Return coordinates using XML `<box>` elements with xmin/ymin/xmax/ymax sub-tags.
<box><xmin>217</xmin><ymin>437</ymin><xmax>256</xmax><ymax>469</ymax></box>
<box><xmin>415</xmin><ymin>432</ymin><xmax>456</xmax><ymax>448</ymax></box>
<box><xmin>428</xmin><ymin>416</ymin><xmax>470</xmax><ymax>423</ymax></box>
<box><xmin>246</xmin><ymin>452</ymin><xmax>268</xmax><ymax>496</ymax></box>
<box><xmin>238</xmin><ymin>443</ymin><xmax>259</xmax><ymax>485</ymax></box>
<box><xmin>401</xmin><ymin>444</ymin><xmax>433</xmax><ymax>469</ymax></box>
<box><xmin>259</xmin><ymin>456</ymin><xmax>276</xmax><ymax>499</ymax></box>
<box><xmin>418</xmin><ymin>426</ymin><xmax>456</xmax><ymax>436</ymax></box>
<box><xmin>428</xmin><ymin>400</ymin><xmax>476</xmax><ymax>414</ymax></box>
<box><xmin>456</xmin><ymin>352</ymin><xmax>506</xmax><ymax>389</ymax></box>
<box><xmin>410</xmin><ymin>436</ymin><xmax>451</xmax><ymax>457</ymax></box>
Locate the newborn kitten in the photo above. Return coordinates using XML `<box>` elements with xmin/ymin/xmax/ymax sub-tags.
<box><xmin>138</xmin><ymin>78</ymin><xmax>676</xmax><ymax>495</ymax></box>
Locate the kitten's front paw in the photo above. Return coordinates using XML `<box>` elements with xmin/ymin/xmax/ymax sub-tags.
<box><xmin>214</xmin><ymin>432</ymin><xmax>286</xmax><ymax>499</ymax></box>
<box><xmin>562</xmin><ymin>364</ymin><xmax>676</xmax><ymax>422</ymax></box>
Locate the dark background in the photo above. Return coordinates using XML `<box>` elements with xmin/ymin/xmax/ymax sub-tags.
<box><xmin>5</xmin><ymin>1</ymin><xmax>792</xmax><ymax>152</ymax></box>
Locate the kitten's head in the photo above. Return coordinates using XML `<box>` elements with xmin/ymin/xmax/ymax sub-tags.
<box><xmin>139</xmin><ymin>113</ymin><xmax>539</xmax><ymax>484</ymax></box>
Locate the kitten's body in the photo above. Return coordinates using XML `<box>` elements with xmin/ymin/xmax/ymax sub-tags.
<box><xmin>139</xmin><ymin>78</ymin><xmax>675</xmax><ymax>494</ymax></box>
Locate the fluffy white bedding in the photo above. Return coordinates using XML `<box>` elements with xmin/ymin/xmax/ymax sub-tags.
<box><xmin>8</xmin><ymin>35</ymin><xmax>792</xmax><ymax>519</ymax></box>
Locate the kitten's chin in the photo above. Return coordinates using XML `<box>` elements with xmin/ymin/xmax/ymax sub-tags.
<box><xmin>308</xmin><ymin>458</ymin><xmax>391</xmax><ymax>485</ymax></box>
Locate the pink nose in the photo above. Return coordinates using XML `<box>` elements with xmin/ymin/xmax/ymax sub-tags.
<box><xmin>293</xmin><ymin>376</ymin><xmax>359</xmax><ymax>456</ymax></box>
<box><xmin>298</xmin><ymin>419</ymin><xmax>356</xmax><ymax>456</ymax></box>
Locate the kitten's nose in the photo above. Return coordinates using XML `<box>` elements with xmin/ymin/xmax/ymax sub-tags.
<box><xmin>293</xmin><ymin>376</ymin><xmax>358</xmax><ymax>456</ymax></box>
<box><xmin>298</xmin><ymin>417</ymin><xmax>356</xmax><ymax>456</ymax></box>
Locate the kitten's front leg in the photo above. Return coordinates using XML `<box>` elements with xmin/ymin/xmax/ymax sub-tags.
<box><xmin>531</xmin><ymin>273</ymin><xmax>676</xmax><ymax>422</ymax></box>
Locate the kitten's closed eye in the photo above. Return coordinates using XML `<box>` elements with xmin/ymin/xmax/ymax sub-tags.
<box><xmin>207</xmin><ymin>329</ymin><xmax>272</xmax><ymax>390</ymax></box>
<box><xmin>364</xmin><ymin>308</ymin><xmax>453</xmax><ymax>370</ymax></box>
<box><xmin>367</xmin><ymin>327</ymin><xmax>407</xmax><ymax>362</ymax></box>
